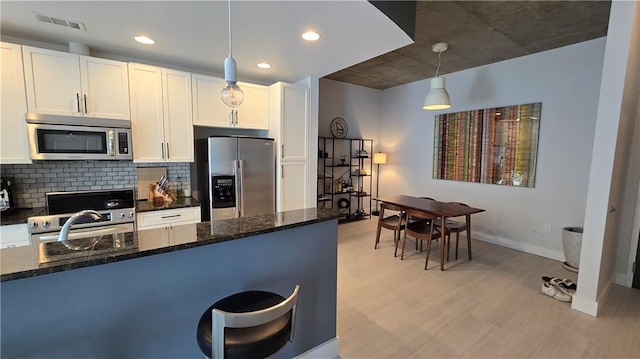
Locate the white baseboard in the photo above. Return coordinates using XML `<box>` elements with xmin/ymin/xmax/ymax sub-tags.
<box><xmin>294</xmin><ymin>337</ymin><xmax>340</xmax><ymax>359</ymax></box>
<box><xmin>473</xmin><ymin>231</ymin><xmax>565</xmax><ymax>261</ymax></box>
<box><xmin>571</xmin><ymin>294</ymin><xmax>598</xmax><ymax>316</ymax></box>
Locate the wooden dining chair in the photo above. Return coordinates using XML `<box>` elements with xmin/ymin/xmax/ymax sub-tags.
<box><xmin>435</xmin><ymin>202</ymin><xmax>470</xmax><ymax>261</ymax></box>
<box><xmin>399</xmin><ymin>209</ymin><xmax>442</xmax><ymax>270</ymax></box>
<box><xmin>374</xmin><ymin>203</ymin><xmax>408</xmax><ymax>252</ymax></box>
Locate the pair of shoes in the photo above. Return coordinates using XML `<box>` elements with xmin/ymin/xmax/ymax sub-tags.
<box><xmin>541</xmin><ymin>281</ymin><xmax>572</xmax><ymax>302</ymax></box>
<box><xmin>542</xmin><ymin>276</ymin><xmax>577</xmax><ymax>291</ymax></box>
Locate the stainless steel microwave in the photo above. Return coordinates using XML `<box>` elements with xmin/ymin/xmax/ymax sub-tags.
<box><xmin>26</xmin><ymin>114</ymin><xmax>132</xmax><ymax>160</ymax></box>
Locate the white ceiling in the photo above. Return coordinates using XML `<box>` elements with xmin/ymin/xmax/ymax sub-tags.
<box><xmin>0</xmin><ymin>1</ymin><xmax>413</xmax><ymax>85</ymax></box>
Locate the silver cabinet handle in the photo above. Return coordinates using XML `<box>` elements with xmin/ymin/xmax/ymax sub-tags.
<box><xmin>238</xmin><ymin>159</ymin><xmax>244</xmax><ymax>217</ymax></box>
<box><xmin>166</xmin><ymin>143</ymin><xmax>170</xmax><ymax>159</ymax></box>
<box><xmin>229</xmin><ymin>111</ymin><xmax>234</xmax><ymax>126</ymax></box>
<box><xmin>76</xmin><ymin>93</ymin><xmax>81</xmax><ymax>113</ymax></box>
<box><xmin>83</xmin><ymin>94</ymin><xmax>88</xmax><ymax>113</ymax></box>
<box><xmin>39</xmin><ymin>227</ymin><xmax>119</xmax><ymax>241</ymax></box>
<box><xmin>234</xmin><ymin>110</ymin><xmax>238</xmax><ymax>125</ymax></box>
<box><xmin>161</xmin><ymin>143</ymin><xmax>165</xmax><ymax>160</ymax></box>
<box><xmin>160</xmin><ymin>214</ymin><xmax>181</xmax><ymax>219</ymax></box>
<box><xmin>108</xmin><ymin>130</ymin><xmax>115</xmax><ymax>156</ymax></box>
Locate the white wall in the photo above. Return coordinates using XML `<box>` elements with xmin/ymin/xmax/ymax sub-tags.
<box><xmin>574</xmin><ymin>0</ymin><xmax>640</xmax><ymax>316</ymax></box>
<box><xmin>376</xmin><ymin>38</ymin><xmax>606</xmax><ymax>260</ymax></box>
<box><xmin>318</xmin><ymin>79</ymin><xmax>380</xmax><ymax>140</ymax></box>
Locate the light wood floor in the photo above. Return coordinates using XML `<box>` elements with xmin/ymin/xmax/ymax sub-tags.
<box><xmin>337</xmin><ymin>219</ymin><xmax>640</xmax><ymax>358</ymax></box>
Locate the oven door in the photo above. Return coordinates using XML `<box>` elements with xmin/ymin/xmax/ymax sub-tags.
<box><xmin>33</xmin><ymin>223</ymin><xmax>136</xmax><ymax>264</ymax></box>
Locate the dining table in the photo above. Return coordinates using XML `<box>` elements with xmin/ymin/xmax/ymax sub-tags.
<box><xmin>374</xmin><ymin>195</ymin><xmax>485</xmax><ymax>271</ymax></box>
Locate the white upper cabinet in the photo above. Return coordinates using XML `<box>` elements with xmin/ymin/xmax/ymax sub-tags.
<box><xmin>192</xmin><ymin>74</ymin><xmax>268</xmax><ymax>130</ymax></box>
<box><xmin>22</xmin><ymin>46</ymin><xmax>129</xmax><ymax>120</ymax></box>
<box><xmin>129</xmin><ymin>63</ymin><xmax>193</xmax><ymax>163</ymax></box>
<box><xmin>1</xmin><ymin>42</ymin><xmax>31</xmax><ymax>164</ymax></box>
<box><xmin>234</xmin><ymin>81</ymin><xmax>269</xmax><ymax>130</ymax></box>
<box><xmin>269</xmin><ymin>82</ymin><xmax>309</xmax><ymax>162</ymax></box>
<box><xmin>79</xmin><ymin>56</ymin><xmax>130</xmax><ymax>120</ymax></box>
<box><xmin>192</xmin><ymin>74</ymin><xmax>231</xmax><ymax>127</ymax></box>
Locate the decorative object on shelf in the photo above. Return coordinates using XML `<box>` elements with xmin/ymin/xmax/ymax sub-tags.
<box><xmin>423</xmin><ymin>42</ymin><xmax>451</xmax><ymax>110</ymax></box>
<box><xmin>355</xmin><ymin>149</ymin><xmax>368</xmax><ymax>157</ymax></box>
<box><xmin>433</xmin><ymin>102</ymin><xmax>541</xmax><ymax>187</ymax></box>
<box><xmin>371</xmin><ymin>152</ymin><xmax>387</xmax><ymax>216</ymax></box>
<box><xmin>337</xmin><ymin>198</ymin><xmax>350</xmax><ymax>210</ymax></box>
<box><xmin>330</xmin><ymin>117</ymin><xmax>348</xmax><ymax>138</ymax></box>
<box><xmin>220</xmin><ymin>0</ymin><xmax>244</xmax><ymax>108</ymax></box>
<box><xmin>148</xmin><ymin>176</ymin><xmax>177</xmax><ymax>203</ymax></box>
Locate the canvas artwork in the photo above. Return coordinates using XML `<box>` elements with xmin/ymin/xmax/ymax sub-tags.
<box><xmin>433</xmin><ymin>102</ymin><xmax>541</xmax><ymax>187</ymax></box>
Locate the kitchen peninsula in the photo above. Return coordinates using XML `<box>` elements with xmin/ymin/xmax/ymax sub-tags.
<box><xmin>1</xmin><ymin>208</ymin><xmax>339</xmax><ymax>358</ymax></box>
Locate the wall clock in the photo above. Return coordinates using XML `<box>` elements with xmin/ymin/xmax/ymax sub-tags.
<box><xmin>330</xmin><ymin>117</ymin><xmax>348</xmax><ymax>138</ymax></box>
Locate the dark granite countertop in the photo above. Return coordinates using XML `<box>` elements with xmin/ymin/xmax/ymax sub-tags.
<box><xmin>0</xmin><ymin>207</ymin><xmax>340</xmax><ymax>282</ymax></box>
<box><xmin>0</xmin><ymin>198</ymin><xmax>200</xmax><ymax>226</ymax></box>
<box><xmin>0</xmin><ymin>208</ymin><xmax>46</xmax><ymax>226</ymax></box>
<box><xmin>135</xmin><ymin>197</ymin><xmax>200</xmax><ymax>213</ymax></box>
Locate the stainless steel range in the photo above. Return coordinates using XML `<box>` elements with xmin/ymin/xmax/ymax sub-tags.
<box><xmin>28</xmin><ymin>190</ymin><xmax>136</xmax><ymax>262</ymax></box>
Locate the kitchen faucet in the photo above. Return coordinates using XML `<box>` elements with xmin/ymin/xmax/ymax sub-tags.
<box><xmin>58</xmin><ymin>210</ymin><xmax>102</xmax><ymax>242</ymax></box>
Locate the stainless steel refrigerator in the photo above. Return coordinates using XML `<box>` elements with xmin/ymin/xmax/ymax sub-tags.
<box><xmin>195</xmin><ymin>136</ymin><xmax>275</xmax><ymax>221</ymax></box>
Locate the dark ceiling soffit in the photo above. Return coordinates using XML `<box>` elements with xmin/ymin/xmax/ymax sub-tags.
<box><xmin>369</xmin><ymin>1</ymin><xmax>417</xmax><ymax>41</ymax></box>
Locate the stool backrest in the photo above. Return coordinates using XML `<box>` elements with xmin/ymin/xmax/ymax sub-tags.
<box><xmin>212</xmin><ymin>285</ymin><xmax>299</xmax><ymax>359</ymax></box>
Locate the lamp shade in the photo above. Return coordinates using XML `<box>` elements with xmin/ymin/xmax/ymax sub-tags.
<box><xmin>373</xmin><ymin>152</ymin><xmax>387</xmax><ymax>164</ymax></box>
<box><xmin>423</xmin><ymin>77</ymin><xmax>451</xmax><ymax>110</ymax></box>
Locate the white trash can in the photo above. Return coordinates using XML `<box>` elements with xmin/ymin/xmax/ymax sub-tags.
<box><xmin>562</xmin><ymin>227</ymin><xmax>583</xmax><ymax>272</ymax></box>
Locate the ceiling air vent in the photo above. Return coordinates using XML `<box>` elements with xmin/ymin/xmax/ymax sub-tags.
<box><xmin>32</xmin><ymin>12</ymin><xmax>86</xmax><ymax>31</ymax></box>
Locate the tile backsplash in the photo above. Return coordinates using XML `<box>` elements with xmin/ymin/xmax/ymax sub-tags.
<box><xmin>1</xmin><ymin>161</ymin><xmax>190</xmax><ymax>208</ymax></box>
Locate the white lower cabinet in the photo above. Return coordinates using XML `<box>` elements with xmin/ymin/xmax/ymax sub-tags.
<box><xmin>0</xmin><ymin>224</ymin><xmax>30</xmax><ymax>248</ymax></box>
<box><xmin>136</xmin><ymin>207</ymin><xmax>200</xmax><ymax>250</ymax></box>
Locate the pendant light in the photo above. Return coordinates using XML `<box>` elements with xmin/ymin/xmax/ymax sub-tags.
<box><xmin>423</xmin><ymin>42</ymin><xmax>451</xmax><ymax>110</ymax></box>
<box><xmin>221</xmin><ymin>0</ymin><xmax>244</xmax><ymax>108</ymax></box>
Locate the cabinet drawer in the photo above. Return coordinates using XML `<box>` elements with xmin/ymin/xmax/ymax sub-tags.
<box><xmin>137</xmin><ymin>206</ymin><xmax>201</xmax><ymax>230</ymax></box>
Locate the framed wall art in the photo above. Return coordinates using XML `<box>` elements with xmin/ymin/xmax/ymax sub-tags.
<box><xmin>433</xmin><ymin>102</ymin><xmax>541</xmax><ymax>187</ymax></box>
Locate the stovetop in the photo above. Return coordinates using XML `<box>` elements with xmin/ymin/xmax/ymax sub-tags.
<box><xmin>27</xmin><ymin>189</ymin><xmax>136</xmax><ymax>234</ymax></box>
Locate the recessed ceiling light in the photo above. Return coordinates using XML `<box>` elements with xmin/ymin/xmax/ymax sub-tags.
<box><xmin>134</xmin><ymin>36</ymin><xmax>155</xmax><ymax>45</ymax></box>
<box><xmin>257</xmin><ymin>62</ymin><xmax>271</xmax><ymax>69</ymax></box>
<box><xmin>302</xmin><ymin>31</ymin><xmax>320</xmax><ymax>41</ymax></box>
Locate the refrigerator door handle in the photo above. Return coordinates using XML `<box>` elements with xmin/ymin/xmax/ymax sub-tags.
<box><xmin>237</xmin><ymin>159</ymin><xmax>245</xmax><ymax>217</ymax></box>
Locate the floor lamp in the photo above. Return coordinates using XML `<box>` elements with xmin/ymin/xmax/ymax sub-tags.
<box><xmin>371</xmin><ymin>152</ymin><xmax>387</xmax><ymax>216</ymax></box>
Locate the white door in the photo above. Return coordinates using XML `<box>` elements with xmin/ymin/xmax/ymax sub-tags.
<box><xmin>191</xmin><ymin>74</ymin><xmax>233</xmax><ymax>128</ymax></box>
<box><xmin>281</xmin><ymin>161</ymin><xmax>309</xmax><ymax>211</ymax></box>
<box><xmin>1</xmin><ymin>42</ymin><xmax>31</xmax><ymax>164</ymax></box>
<box><xmin>128</xmin><ymin>63</ymin><xmax>165</xmax><ymax>162</ymax></box>
<box><xmin>235</xmin><ymin>82</ymin><xmax>269</xmax><ymax>130</ymax></box>
<box><xmin>22</xmin><ymin>46</ymin><xmax>82</xmax><ymax>116</ymax></box>
<box><xmin>79</xmin><ymin>56</ymin><xmax>130</xmax><ymax>120</ymax></box>
<box><xmin>162</xmin><ymin>69</ymin><xmax>193</xmax><ymax>162</ymax></box>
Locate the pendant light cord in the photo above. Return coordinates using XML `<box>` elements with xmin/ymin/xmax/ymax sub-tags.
<box><xmin>434</xmin><ymin>50</ymin><xmax>442</xmax><ymax>77</ymax></box>
<box><xmin>227</xmin><ymin>0</ymin><xmax>233</xmax><ymax>57</ymax></box>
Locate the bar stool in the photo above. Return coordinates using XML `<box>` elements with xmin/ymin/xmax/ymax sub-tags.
<box><xmin>196</xmin><ymin>285</ymin><xmax>299</xmax><ymax>359</ymax></box>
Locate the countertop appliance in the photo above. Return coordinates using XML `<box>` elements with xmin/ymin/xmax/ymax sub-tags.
<box><xmin>195</xmin><ymin>136</ymin><xmax>275</xmax><ymax>221</ymax></box>
<box><xmin>0</xmin><ymin>177</ymin><xmax>17</xmax><ymax>216</ymax></box>
<box><xmin>26</xmin><ymin>113</ymin><xmax>132</xmax><ymax>160</ymax></box>
<box><xmin>27</xmin><ymin>189</ymin><xmax>136</xmax><ymax>257</ymax></box>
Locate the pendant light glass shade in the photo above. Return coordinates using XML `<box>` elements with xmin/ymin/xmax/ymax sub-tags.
<box><xmin>222</xmin><ymin>56</ymin><xmax>244</xmax><ymax>107</ymax></box>
<box><xmin>423</xmin><ymin>77</ymin><xmax>451</xmax><ymax>110</ymax></box>
<box><xmin>221</xmin><ymin>0</ymin><xmax>244</xmax><ymax>108</ymax></box>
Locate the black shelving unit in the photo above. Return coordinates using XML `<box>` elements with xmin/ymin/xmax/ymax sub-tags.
<box><xmin>318</xmin><ymin>136</ymin><xmax>373</xmax><ymax>223</ymax></box>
